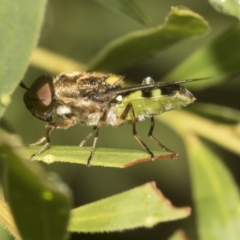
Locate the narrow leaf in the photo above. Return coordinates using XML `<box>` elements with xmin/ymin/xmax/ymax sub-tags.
<box><xmin>209</xmin><ymin>0</ymin><xmax>240</xmax><ymax>20</ymax></box>
<box><xmin>31</xmin><ymin>47</ymin><xmax>87</xmax><ymax>74</ymax></box>
<box><xmin>0</xmin><ymin>198</ymin><xmax>21</xmax><ymax>240</ymax></box>
<box><xmin>0</xmin><ymin>131</ymin><xmax>71</xmax><ymax>240</ymax></box>
<box><xmin>88</xmin><ymin>6</ymin><xmax>209</xmax><ymax>72</ymax></box>
<box><xmin>69</xmin><ymin>182</ymin><xmax>191</xmax><ymax>232</ymax></box>
<box><xmin>159</xmin><ymin>110</ymin><xmax>240</xmax><ymax>157</ymax></box>
<box><xmin>186</xmin><ymin>134</ymin><xmax>240</xmax><ymax>240</ymax></box>
<box><xmin>0</xmin><ymin>0</ymin><xmax>47</xmax><ymax>117</ymax></box>
<box><xmin>93</xmin><ymin>0</ymin><xmax>153</xmax><ymax>26</ymax></box>
<box><xmin>189</xmin><ymin>103</ymin><xmax>240</xmax><ymax>124</ymax></box>
<box><xmin>162</xmin><ymin>24</ymin><xmax>240</xmax><ymax>90</ymax></box>
<box><xmin>25</xmin><ymin>146</ymin><xmax>176</xmax><ymax>168</ymax></box>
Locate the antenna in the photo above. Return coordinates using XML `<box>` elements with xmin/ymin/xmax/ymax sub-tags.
<box><xmin>19</xmin><ymin>81</ymin><xmax>29</xmax><ymax>91</ymax></box>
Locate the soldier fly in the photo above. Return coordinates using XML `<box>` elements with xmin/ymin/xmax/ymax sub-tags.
<box><xmin>20</xmin><ymin>72</ymin><xmax>205</xmax><ymax>166</ymax></box>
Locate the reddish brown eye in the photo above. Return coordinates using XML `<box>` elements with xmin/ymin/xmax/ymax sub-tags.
<box><xmin>24</xmin><ymin>75</ymin><xmax>54</xmax><ymax>121</ymax></box>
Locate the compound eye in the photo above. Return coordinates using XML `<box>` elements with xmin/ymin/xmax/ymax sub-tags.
<box><xmin>26</xmin><ymin>75</ymin><xmax>54</xmax><ymax>115</ymax></box>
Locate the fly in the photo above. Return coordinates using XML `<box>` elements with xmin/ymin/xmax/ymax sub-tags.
<box><xmin>20</xmin><ymin>72</ymin><xmax>207</xmax><ymax>166</ymax></box>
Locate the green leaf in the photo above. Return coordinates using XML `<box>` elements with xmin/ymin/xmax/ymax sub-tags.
<box><xmin>162</xmin><ymin>24</ymin><xmax>240</xmax><ymax>90</ymax></box>
<box><xmin>0</xmin><ymin>226</ymin><xmax>11</xmax><ymax>240</ymax></box>
<box><xmin>0</xmin><ymin>198</ymin><xmax>21</xmax><ymax>240</ymax></box>
<box><xmin>189</xmin><ymin>103</ymin><xmax>240</xmax><ymax>124</ymax></box>
<box><xmin>30</xmin><ymin>47</ymin><xmax>87</xmax><ymax>74</ymax></box>
<box><xmin>93</xmin><ymin>0</ymin><xmax>153</xmax><ymax>26</ymax></box>
<box><xmin>209</xmin><ymin>0</ymin><xmax>240</xmax><ymax>20</ymax></box>
<box><xmin>88</xmin><ymin>6</ymin><xmax>209</xmax><ymax>72</ymax></box>
<box><xmin>159</xmin><ymin>111</ymin><xmax>240</xmax><ymax>157</ymax></box>
<box><xmin>69</xmin><ymin>182</ymin><xmax>191</xmax><ymax>232</ymax></box>
<box><xmin>24</xmin><ymin>146</ymin><xmax>176</xmax><ymax>168</ymax></box>
<box><xmin>186</xmin><ymin>135</ymin><xmax>240</xmax><ymax>240</ymax></box>
<box><xmin>0</xmin><ymin>0</ymin><xmax>47</xmax><ymax>118</ymax></box>
<box><xmin>0</xmin><ymin>131</ymin><xmax>71</xmax><ymax>240</ymax></box>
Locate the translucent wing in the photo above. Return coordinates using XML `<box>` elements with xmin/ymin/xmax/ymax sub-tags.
<box><xmin>95</xmin><ymin>77</ymin><xmax>211</xmax><ymax>100</ymax></box>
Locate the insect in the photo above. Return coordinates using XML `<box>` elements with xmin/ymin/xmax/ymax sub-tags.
<box><xmin>20</xmin><ymin>71</ymin><xmax>204</xmax><ymax>166</ymax></box>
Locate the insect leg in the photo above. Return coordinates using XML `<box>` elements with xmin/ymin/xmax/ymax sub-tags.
<box><xmin>120</xmin><ymin>103</ymin><xmax>155</xmax><ymax>160</ymax></box>
<box><xmin>30</xmin><ymin>119</ymin><xmax>73</xmax><ymax>159</ymax></box>
<box><xmin>79</xmin><ymin>126</ymin><xmax>97</xmax><ymax>147</ymax></box>
<box><xmin>79</xmin><ymin>111</ymin><xmax>107</xmax><ymax>166</ymax></box>
<box><xmin>86</xmin><ymin>126</ymin><xmax>100</xmax><ymax>166</ymax></box>
<box><xmin>29</xmin><ymin>126</ymin><xmax>53</xmax><ymax>147</ymax></box>
<box><xmin>148</xmin><ymin>116</ymin><xmax>178</xmax><ymax>157</ymax></box>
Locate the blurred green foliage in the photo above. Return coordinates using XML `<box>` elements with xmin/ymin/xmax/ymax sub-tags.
<box><xmin>1</xmin><ymin>0</ymin><xmax>240</xmax><ymax>240</ymax></box>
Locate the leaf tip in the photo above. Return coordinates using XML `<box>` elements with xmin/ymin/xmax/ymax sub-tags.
<box><xmin>123</xmin><ymin>152</ymin><xmax>177</xmax><ymax>168</ymax></box>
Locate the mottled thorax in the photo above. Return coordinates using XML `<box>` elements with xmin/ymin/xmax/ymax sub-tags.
<box><xmin>53</xmin><ymin>72</ymin><xmax>123</xmax><ymax>102</ymax></box>
<box><xmin>53</xmin><ymin>72</ymin><xmax>124</xmax><ymax>126</ymax></box>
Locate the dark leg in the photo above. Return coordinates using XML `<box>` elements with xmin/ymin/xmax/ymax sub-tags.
<box><xmin>29</xmin><ymin>119</ymin><xmax>73</xmax><ymax>159</ymax></box>
<box><xmin>79</xmin><ymin>126</ymin><xmax>97</xmax><ymax>147</ymax></box>
<box><xmin>87</xmin><ymin>126</ymin><xmax>100</xmax><ymax>166</ymax></box>
<box><xmin>79</xmin><ymin>125</ymin><xmax>99</xmax><ymax>166</ymax></box>
<box><xmin>79</xmin><ymin>111</ymin><xmax>107</xmax><ymax>166</ymax></box>
<box><xmin>29</xmin><ymin>124</ymin><xmax>53</xmax><ymax>159</ymax></box>
<box><xmin>148</xmin><ymin>116</ymin><xmax>177</xmax><ymax>157</ymax></box>
<box><xmin>120</xmin><ymin>103</ymin><xmax>155</xmax><ymax>160</ymax></box>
